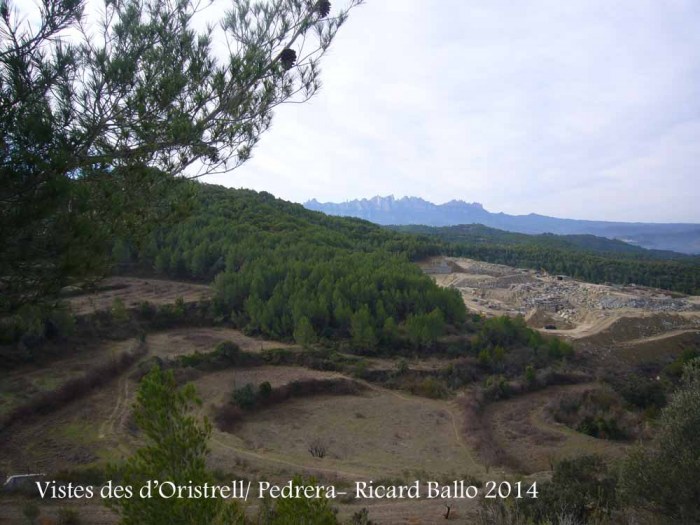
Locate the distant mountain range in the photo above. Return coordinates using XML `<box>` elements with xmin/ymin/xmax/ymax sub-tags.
<box><xmin>304</xmin><ymin>196</ymin><xmax>700</xmax><ymax>254</ymax></box>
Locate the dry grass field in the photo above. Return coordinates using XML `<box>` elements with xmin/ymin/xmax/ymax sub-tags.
<box><xmin>66</xmin><ymin>277</ymin><xmax>212</xmax><ymax>315</ymax></box>
<box><xmin>2</xmin><ymin>269</ymin><xmax>694</xmax><ymax>524</ymax></box>
<box><xmin>146</xmin><ymin>327</ymin><xmax>296</xmax><ymax>358</ymax></box>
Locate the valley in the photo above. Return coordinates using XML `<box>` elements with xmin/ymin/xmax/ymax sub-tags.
<box><xmin>1</xmin><ymin>187</ymin><xmax>698</xmax><ymax>524</ymax></box>
<box><xmin>3</xmin><ymin>257</ymin><xmax>682</xmax><ymax>523</ymax></box>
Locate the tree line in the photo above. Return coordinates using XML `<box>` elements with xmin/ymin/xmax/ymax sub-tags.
<box><xmin>120</xmin><ymin>185</ymin><xmax>464</xmax><ymax>348</ymax></box>
<box><xmin>391</xmin><ymin>224</ymin><xmax>700</xmax><ymax>294</ymax></box>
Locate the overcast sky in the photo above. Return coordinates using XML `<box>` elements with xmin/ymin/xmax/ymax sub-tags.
<box><xmin>16</xmin><ymin>0</ymin><xmax>699</xmax><ymax>222</ymax></box>
<box><xmin>202</xmin><ymin>0</ymin><xmax>700</xmax><ymax>223</ymax></box>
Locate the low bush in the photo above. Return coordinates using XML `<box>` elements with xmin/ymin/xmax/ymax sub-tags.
<box><xmin>176</xmin><ymin>341</ymin><xmax>260</xmax><ymax>371</ymax></box>
<box><xmin>215</xmin><ymin>378</ymin><xmax>365</xmax><ymax>431</ymax></box>
<box><xmin>608</xmin><ymin>372</ymin><xmax>666</xmax><ymax>410</ymax></box>
<box><xmin>549</xmin><ymin>388</ymin><xmax>638</xmax><ymax>441</ymax></box>
<box><xmin>519</xmin><ymin>455</ymin><xmax>618</xmax><ymax>524</ymax></box>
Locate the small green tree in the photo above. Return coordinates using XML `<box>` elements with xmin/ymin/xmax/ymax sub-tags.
<box><xmin>293</xmin><ymin>316</ymin><xmax>317</xmax><ymax>347</ymax></box>
<box><xmin>522</xmin><ymin>455</ymin><xmax>617</xmax><ymax>523</ymax></box>
<box><xmin>232</xmin><ymin>383</ymin><xmax>257</xmax><ymax>410</ymax></box>
<box><xmin>350</xmin><ymin>305</ymin><xmax>376</xmax><ymax>352</ymax></box>
<box><xmin>106</xmin><ymin>367</ymin><xmax>243</xmax><ymax>524</ymax></box>
<box><xmin>620</xmin><ymin>359</ymin><xmax>700</xmax><ymax>522</ymax></box>
<box><xmin>524</xmin><ymin>364</ymin><xmax>536</xmax><ymax>386</ymax></box>
<box><xmin>405</xmin><ymin>308</ymin><xmax>444</xmax><ymax>349</ymax></box>
<box><xmin>381</xmin><ymin>316</ymin><xmax>398</xmax><ymax>346</ymax></box>
<box><xmin>111</xmin><ymin>297</ymin><xmax>129</xmax><ymax>323</ymax></box>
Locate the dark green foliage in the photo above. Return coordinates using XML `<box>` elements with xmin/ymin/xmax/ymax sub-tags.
<box><xmin>1</xmin><ymin>0</ymin><xmax>361</xmax><ymax>312</ymax></box>
<box><xmin>522</xmin><ymin>455</ymin><xmax>618</xmax><ymax>523</ymax></box>
<box><xmin>1</xmin><ymin>342</ymin><xmax>147</xmax><ymax>432</ymax></box>
<box><xmin>405</xmin><ymin>309</ymin><xmax>444</xmax><ymax>349</ymax></box>
<box><xmin>482</xmin><ymin>374</ymin><xmax>512</xmax><ymax>401</ymax></box>
<box><xmin>218</xmin><ymin>378</ymin><xmax>363</xmax><ymax>429</ymax></box>
<box><xmin>350</xmin><ymin>306</ymin><xmax>377</xmax><ymax>352</ymax></box>
<box><xmin>216</xmin><ymin>341</ymin><xmax>242</xmax><ymax>362</ymax></box>
<box><xmin>576</xmin><ymin>415</ymin><xmax>625</xmax><ymax>440</ymax></box>
<box><xmin>524</xmin><ymin>364</ymin><xmax>536</xmax><ymax>386</ymax></box>
<box><xmin>470</xmin><ymin>315</ymin><xmax>573</xmax><ymax>375</ymax></box>
<box><xmin>294</xmin><ymin>316</ymin><xmax>318</xmax><ymax>347</ymax></box>
<box><xmin>664</xmin><ymin>347</ymin><xmax>700</xmax><ymax>378</ymax></box>
<box><xmin>407</xmin><ymin>376</ymin><xmax>449</xmax><ymax>399</ymax></box>
<box><xmin>259</xmin><ymin>381</ymin><xmax>273</xmax><ymax>399</ymax></box>
<box><xmin>0</xmin><ymin>303</ymin><xmax>75</xmax><ymax>346</ymax></box>
<box><xmin>553</xmin><ymin>389</ymin><xmax>632</xmax><ymax>440</ymax></box>
<box><xmin>106</xmin><ymin>367</ymin><xmax>243</xmax><ymax>524</ymax></box>
<box><xmin>392</xmin><ymin>224</ymin><xmax>700</xmax><ymax>294</ymax></box>
<box><xmin>177</xmin><ymin>341</ymin><xmax>251</xmax><ymax>370</ymax></box>
<box><xmin>137</xmin><ymin>301</ymin><xmax>157</xmax><ymax>321</ymax></box>
<box><xmin>620</xmin><ymin>359</ymin><xmax>700</xmax><ymax>523</ymax></box>
<box><xmin>609</xmin><ymin>373</ymin><xmax>666</xmax><ymax>410</ymax></box>
<box><xmin>135</xmin><ymin>186</ymin><xmax>466</xmax><ymax>345</ymax></box>
<box><xmin>232</xmin><ymin>383</ymin><xmax>257</xmax><ymax>410</ymax></box>
<box><xmin>393</xmin><ymin>224</ymin><xmax>691</xmax><ymax>259</ymax></box>
<box><xmin>476</xmin><ymin>316</ymin><xmax>537</xmax><ymax>348</ymax></box>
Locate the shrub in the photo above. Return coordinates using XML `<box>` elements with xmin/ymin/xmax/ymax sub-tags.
<box><xmin>216</xmin><ymin>341</ymin><xmax>241</xmax><ymax>362</ymax></box>
<box><xmin>409</xmin><ymin>377</ymin><xmax>450</xmax><ymax>399</ymax></box>
<box><xmin>216</xmin><ymin>379</ymin><xmax>364</xmax><ymax>431</ymax></box>
<box><xmin>55</xmin><ymin>466</ymin><xmax>107</xmax><ymax>486</ymax></box>
<box><xmin>524</xmin><ymin>364</ymin><xmax>536</xmax><ymax>386</ymax></box>
<box><xmin>610</xmin><ymin>373</ymin><xmax>666</xmax><ymax>410</ymax></box>
<box><xmin>111</xmin><ymin>298</ymin><xmax>129</xmax><ymax>322</ymax></box>
<box><xmin>522</xmin><ymin>455</ymin><xmax>617</xmax><ymax>523</ymax></box>
<box><xmin>307</xmin><ymin>437</ymin><xmax>327</xmax><ymax>458</ymax></box>
<box><xmin>664</xmin><ymin>348</ymin><xmax>699</xmax><ymax>378</ymax></box>
<box><xmin>232</xmin><ymin>383</ymin><xmax>257</xmax><ymax>410</ymax></box>
<box><xmin>138</xmin><ymin>301</ymin><xmax>157</xmax><ymax>320</ymax></box>
<box><xmin>258</xmin><ymin>381</ymin><xmax>272</xmax><ymax>399</ymax></box>
<box><xmin>483</xmin><ymin>375</ymin><xmax>511</xmax><ymax>401</ymax></box>
<box><xmin>350</xmin><ymin>508</ymin><xmax>373</xmax><ymax>525</ymax></box>
<box><xmin>620</xmin><ymin>359</ymin><xmax>700</xmax><ymax>522</ymax></box>
<box><xmin>551</xmin><ymin>389</ymin><xmax>634</xmax><ymax>441</ymax></box>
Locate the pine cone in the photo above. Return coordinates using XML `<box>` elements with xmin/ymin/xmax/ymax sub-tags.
<box><xmin>316</xmin><ymin>0</ymin><xmax>331</xmax><ymax>18</ymax></box>
<box><xmin>279</xmin><ymin>48</ymin><xmax>297</xmax><ymax>71</ymax></box>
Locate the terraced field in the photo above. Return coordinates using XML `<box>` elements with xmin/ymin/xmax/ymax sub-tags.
<box><xmin>2</xmin><ymin>271</ymin><xmax>688</xmax><ymax>524</ymax></box>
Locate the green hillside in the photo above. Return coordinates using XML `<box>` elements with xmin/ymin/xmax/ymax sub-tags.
<box><xmin>121</xmin><ymin>185</ymin><xmax>464</xmax><ymax>346</ymax></box>
<box><xmin>118</xmin><ymin>185</ymin><xmax>700</xmax><ymax>338</ymax></box>
<box><xmin>389</xmin><ymin>224</ymin><xmax>700</xmax><ymax>294</ymax></box>
<box><xmin>389</xmin><ymin>224</ymin><xmax>691</xmax><ymax>259</ymax></box>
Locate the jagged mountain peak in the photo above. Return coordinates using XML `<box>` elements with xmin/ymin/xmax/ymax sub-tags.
<box><xmin>303</xmin><ymin>196</ymin><xmax>700</xmax><ymax>254</ymax></box>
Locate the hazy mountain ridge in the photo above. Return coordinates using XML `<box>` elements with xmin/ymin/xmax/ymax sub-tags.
<box><xmin>304</xmin><ymin>196</ymin><xmax>700</xmax><ymax>254</ymax></box>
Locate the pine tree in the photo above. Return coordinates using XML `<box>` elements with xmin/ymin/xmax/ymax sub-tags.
<box><xmin>106</xmin><ymin>367</ymin><xmax>244</xmax><ymax>524</ymax></box>
<box><xmin>1</xmin><ymin>0</ymin><xmax>362</xmax><ymax>311</ymax></box>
